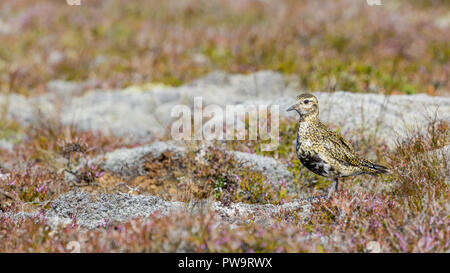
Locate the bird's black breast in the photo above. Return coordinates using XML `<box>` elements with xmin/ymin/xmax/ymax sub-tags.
<box><xmin>298</xmin><ymin>152</ymin><xmax>332</xmax><ymax>177</ymax></box>
<box><xmin>296</xmin><ymin>134</ymin><xmax>333</xmax><ymax>177</ymax></box>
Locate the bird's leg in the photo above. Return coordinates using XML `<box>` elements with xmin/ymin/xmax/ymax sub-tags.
<box><xmin>327</xmin><ymin>178</ymin><xmax>339</xmax><ymax>199</ymax></box>
<box><xmin>327</xmin><ymin>182</ymin><xmax>334</xmax><ymax>199</ymax></box>
<box><xmin>308</xmin><ymin>178</ymin><xmax>340</xmax><ymax>201</ymax></box>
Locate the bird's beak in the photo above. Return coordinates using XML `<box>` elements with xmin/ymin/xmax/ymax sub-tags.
<box><xmin>286</xmin><ymin>104</ymin><xmax>296</xmax><ymax>112</ymax></box>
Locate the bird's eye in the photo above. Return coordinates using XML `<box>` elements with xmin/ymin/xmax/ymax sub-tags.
<box><xmin>303</xmin><ymin>100</ymin><xmax>309</xmax><ymax>104</ymax></box>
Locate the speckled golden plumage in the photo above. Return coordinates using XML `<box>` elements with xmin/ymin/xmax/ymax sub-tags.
<box><xmin>287</xmin><ymin>93</ymin><xmax>389</xmax><ymax>196</ymax></box>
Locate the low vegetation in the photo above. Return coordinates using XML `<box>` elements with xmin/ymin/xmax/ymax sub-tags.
<box><xmin>0</xmin><ymin>0</ymin><xmax>448</xmax><ymax>95</ymax></box>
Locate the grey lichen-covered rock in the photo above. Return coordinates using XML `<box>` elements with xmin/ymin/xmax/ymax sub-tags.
<box><xmin>0</xmin><ymin>211</ymin><xmax>40</xmax><ymax>223</ymax></box>
<box><xmin>0</xmin><ymin>93</ymin><xmax>55</xmax><ymax>125</ymax></box>
<box><xmin>58</xmin><ymin>71</ymin><xmax>292</xmax><ymax>140</ymax></box>
<box><xmin>229</xmin><ymin>150</ymin><xmax>294</xmax><ymax>184</ymax></box>
<box><xmin>39</xmin><ymin>190</ymin><xmax>313</xmax><ymax>229</ymax></box>
<box><xmin>45</xmin><ymin>190</ymin><xmax>185</xmax><ymax>229</ymax></box>
<box><xmin>101</xmin><ymin>141</ymin><xmax>186</xmax><ymax>178</ymax></box>
<box><xmin>60</xmin><ymin>90</ymin><xmax>167</xmax><ymax>141</ymax></box>
<box><xmin>212</xmin><ymin>200</ymin><xmax>312</xmax><ymax>227</ymax></box>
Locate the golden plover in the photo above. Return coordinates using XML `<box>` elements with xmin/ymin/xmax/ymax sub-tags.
<box><xmin>287</xmin><ymin>93</ymin><xmax>389</xmax><ymax>196</ymax></box>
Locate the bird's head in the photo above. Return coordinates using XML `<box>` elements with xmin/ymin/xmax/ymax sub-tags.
<box><xmin>286</xmin><ymin>93</ymin><xmax>319</xmax><ymax>119</ymax></box>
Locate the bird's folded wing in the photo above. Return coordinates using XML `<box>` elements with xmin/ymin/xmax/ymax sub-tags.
<box><xmin>322</xmin><ymin>133</ymin><xmax>362</xmax><ymax>167</ymax></box>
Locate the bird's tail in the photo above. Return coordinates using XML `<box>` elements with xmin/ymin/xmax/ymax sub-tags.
<box><xmin>361</xmin><ymin>160</ymin><xmax>390</xmax><ymax>175</ymax></box>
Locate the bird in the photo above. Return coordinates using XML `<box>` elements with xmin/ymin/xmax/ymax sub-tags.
<box><xmin>287</xmin><ymin>93</ymin><xmax>389</xmax><ymax>197</ymax></box>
